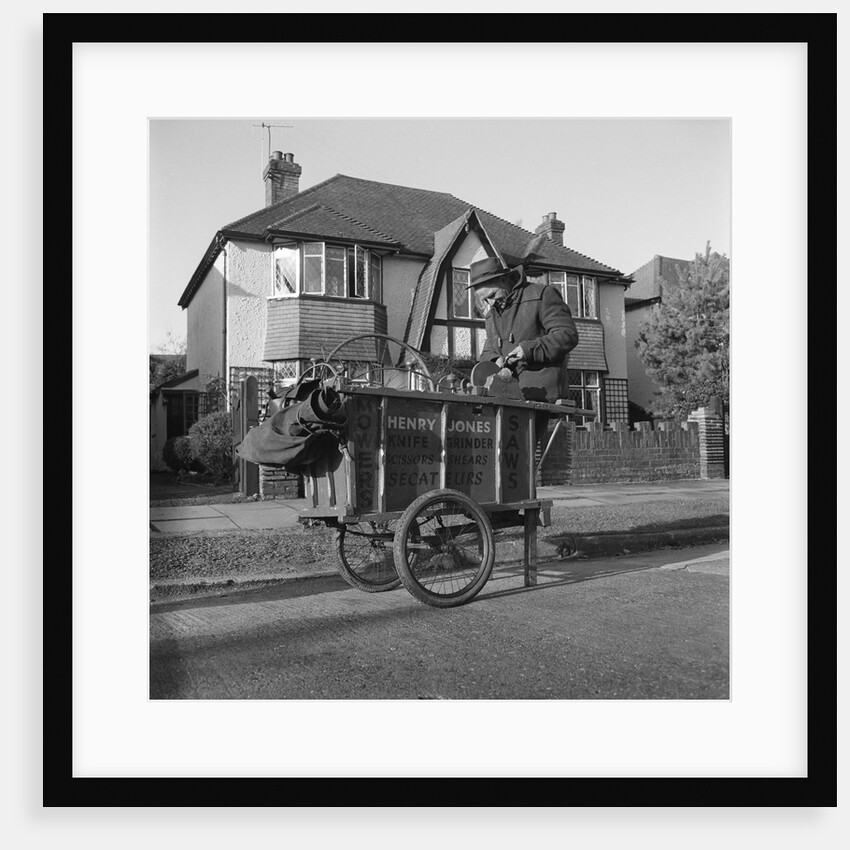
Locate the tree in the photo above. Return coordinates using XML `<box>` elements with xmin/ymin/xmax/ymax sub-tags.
<box><xmin>149</xmin><ymin>332</ymin><xmax>187</xmax><ymax>391</ymax></box>
<box><xmin>635</xmin><ymin>242</ymin><xmax>729</xmax><ymax>419</ymax></box>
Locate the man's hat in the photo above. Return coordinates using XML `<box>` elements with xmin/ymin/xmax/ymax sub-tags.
<box><xmin>465</xmin><ymin>256</ymin><xmax>521</xmax><ymax>290</ymax></box>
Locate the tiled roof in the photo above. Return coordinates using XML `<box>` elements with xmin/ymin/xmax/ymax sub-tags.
<box><xmin>569</xmin><ymin>322</ymin><xmax>608</xmax><ymax>372</ymax></box>
<box><xmin>181</xmin><ymin>173</ymin><xmax>625</xmax><ymax>308</ymax></box>
<box><xmin>404</xmin><ymin>210</ymin><xmax>473</xmax><ymax>351</ymax></box>
<box><xmin>627</xmin><ymin>255</ymin><xmax>691</xmax><ymax>301</ymax></box>
<box><xmin>264</xmin><ymin>203</ymin><xmax>400</xmax><ymax>247</ymax></box>
<box><xmin>222</xmin><ymin>174</ymin><xmax>622</xmax><ymax>274</ymax></box>
<box><xmin>149</xmin><ymin>369</ymin><xmax>199</xmax><ymax>399</ymax></box>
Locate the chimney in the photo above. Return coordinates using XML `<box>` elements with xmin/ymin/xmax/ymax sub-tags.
<box><xmin>534</xmin><ymin>211</ymin><xmax>565</xmax><ymax>246</ymax></box>
<box><xmin>263</xmin><ymin>151</ymin><xmax>302</xmax><ymax>205</ymax></box>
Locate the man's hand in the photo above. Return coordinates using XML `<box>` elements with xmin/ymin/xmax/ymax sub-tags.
<box><xmin>504</xmin><ymin>344</ymin><xmax>526</xmax><ymax>366</ymax></box>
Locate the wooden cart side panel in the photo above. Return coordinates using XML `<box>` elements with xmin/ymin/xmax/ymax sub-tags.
<box><xmin>384</xmin><ymin>397</ymin><xmax>443</xmax><ymax>512</ymax></box>
<box><xmin>444</xmin><ymin>401</ymin><xmax>497</xmax><ymax>503</ymax></box>
<box><xmin>378</xmin><ymin>398</ymin><xmax>387</xmax><ymax>512</ymax></box>
<box><xmin>346</xmin><ymin>394</ymin><xmax>381</xmax><ymax>514</ymax></box>
<box><xmin>499</xmin><ymin>407</ymin><xmax>532</xmax><ymax>503</ymax></box>
<box><xmin>329</xmin><ymin>440</ymin><xmax>348</xmax><ymax>509</ymax></box>
<box><xmin>311</xmin><ymin>453</ymin><xmax>333</xmax><ymax>508</ymax></box>
<box><xmin>494</xmin><ymin>406</ymin><xmax>503</xmax><ymax>504</ymax></box>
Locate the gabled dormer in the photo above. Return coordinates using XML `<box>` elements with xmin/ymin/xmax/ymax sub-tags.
<box><xmin>405</xmin><ymin>209</ymin><xmax>505</xmax><ymax>362</ymax></box>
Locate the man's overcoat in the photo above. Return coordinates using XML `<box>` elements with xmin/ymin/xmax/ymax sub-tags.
<box><xmin>478</xmin><ymin>273</ymin><xmax>579</xmax><ymax>403</ymax></box>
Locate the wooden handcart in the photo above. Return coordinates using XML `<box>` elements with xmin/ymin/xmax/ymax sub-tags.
<box><xmin>293</xmin><ymin>336</ymin><xmax>583</xmax><ymax>607</ymax></box>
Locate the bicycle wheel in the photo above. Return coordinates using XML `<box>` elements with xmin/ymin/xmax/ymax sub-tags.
<box><xmin>392</xmin><ymin>489</ymin><xmax>494</xmax><ymax>608</ymax></box>
<box><xmin>334</xmin><ymin>520</ymin><xmax>401</xmax><ymax>592</ymax></box>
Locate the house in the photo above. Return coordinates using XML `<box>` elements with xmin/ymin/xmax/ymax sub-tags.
<box><xmin>624</xmin><ymin>254</ymin><xmax>691</xmax><ymax>421</ymax></box>
<box><xmin>174</xmin><ymin>151</ymin><xmax>634</xmax><ymax>456</ymax></box>
<box><xmin>149</xmin><ymin>369</ymin><xmax>201</xmax><ymax>470</ymax></box>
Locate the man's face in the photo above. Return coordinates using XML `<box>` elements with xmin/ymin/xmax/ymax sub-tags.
<box><xmin>472</xmin><ymin>278</ymin><xmax>511</xmax><ymax>316</ymax></box>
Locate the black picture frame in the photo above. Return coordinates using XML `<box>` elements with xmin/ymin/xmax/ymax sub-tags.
<box><xmin>44</xmin><ymin>12</ymin><xmax>836</xmax><ymax>806</ymax></box>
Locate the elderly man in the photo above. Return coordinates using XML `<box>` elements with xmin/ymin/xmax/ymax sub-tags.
<box><xmin>469</xmin><ymin>255</ymin><xmax>578</xmax><ymax>403</ymax></box>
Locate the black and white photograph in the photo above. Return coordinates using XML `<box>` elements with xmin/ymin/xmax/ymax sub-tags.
<box><xmin>148</xmin><ymin>117</ymin><xmax>731</xmax><ymax>700</ymax></box>
<box><xmin>39</xmin><ymin>12</ymin><xmax>835</xmax><ymax>809</ymax></box>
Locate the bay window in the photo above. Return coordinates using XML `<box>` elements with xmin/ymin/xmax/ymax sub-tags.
<box><xmin>272</xmin><ymin>241</ymin><xmax>383</xmax><ymax>300</ymax></box>
<box><xmin>526</xmin><ymin>269</ymin><xmax>598</xmax><ymax>319</ymax></box>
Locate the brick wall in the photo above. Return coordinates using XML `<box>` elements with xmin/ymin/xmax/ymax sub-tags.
<box><xmin>539</xmin><ymin>419</ymin><xmax>702</xmax><ymax>485</ymax></box>
<box><xmin>259</xmin><ymin>465</ymin><xmax>303</xmax><ymax>499</ymax></box>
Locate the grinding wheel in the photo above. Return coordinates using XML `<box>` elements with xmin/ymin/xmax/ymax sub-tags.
<box><xmin>470</xmin><ymin>360</ymin><xmax>499</xmax><ymax>387</ymax></box>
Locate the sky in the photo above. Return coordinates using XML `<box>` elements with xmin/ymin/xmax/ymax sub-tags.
<box><xmin>149</xmin><ymin>117</ymin><xmax>731</xmax><ymax>352</ymax></box>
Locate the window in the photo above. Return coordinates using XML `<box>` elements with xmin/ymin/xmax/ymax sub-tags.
<box><xmin>273</xmin><ymin>360</ymin><xmax>300</xmax><ymax>387</ymax></box>
<box><xmin>351</xmin><ymin>246</ymin><xmax>368</xmax><ymax>298</ymax></box>
<box><xmin>325</xmin><ymin>246</ymin><xmax>346</xmax><ymax>297</ymax></box>
<box><xmin>302</xmin><ymin>242</ymin><xmax>323</xmax><ymax>294</ymax></box>
<box><xmin>273</xmin><ymin>245</ymin><xmax>299</xmax><ymax>296</ymax></box>
<box><xmin>548</xmin><ymin>271</ymin><xmax>567</xmax><ymax>302</ymax></box>
<box><xmin>450</xmin><ymin>268</ymin><xmax>483</xmax><ymax>319</ymax></box>
<box><xmin>568</xmin><ymin>370</ymin><xmax>602</xmax><ymax>426</ymax></box>
<box><xmin>444</xmin><ymin>267</ymin><xmax>485</xmax><ymax>360</ymax></box>
<box><xmin>272</xmin><ymin>242</ymin><xmax>382</xmax><ymax>300</ymax></box>
<box><xmin>582</xmin><ymin>275</ymin><xmax>597</xmax><ymax>318</ymax></box>
<box><xmin>527</xmin><ymin>270</ymin><xmax>598</xmax><ymax>318</ymax></box>
<box><xmin>370</xmin><ymin>251</ymin><xmax>382</xmax><ymax>302</ymax></box>
<box><xmin>164</xmin><ymin>391</ymin><xmax>200</xmax><ymax>439</ymax></box>
<box><xmin>565</xmin><ymin>274</ymin><xmax>581</xmax><ymax>315</ymax></box>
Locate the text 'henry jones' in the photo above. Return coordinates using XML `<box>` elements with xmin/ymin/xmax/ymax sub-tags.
<box><xmin>386</xmin><ymin>415</ymin><xmax>492</xmax><ymax>434</ymax></box>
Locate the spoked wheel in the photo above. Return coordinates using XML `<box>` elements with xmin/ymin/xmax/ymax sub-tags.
<box><xmin>334</xmin><ymin>520</ymin><xmax>402</xmax><ymax>592</ymax></box>
<box><xmin>392</xmin><ymin>489</ymin><xmax>495</xmax><ymax>608</ymax></box>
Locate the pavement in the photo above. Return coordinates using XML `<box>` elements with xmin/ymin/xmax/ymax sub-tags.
<box><xmin>149</xmin><ymin>478</ymin><xmax>729</xmax><ymax>603</ymax></box>
<box><xmin>149</xmin><ymin>478</ymin><xmax>729</xmax><ymax>534</ymax></box>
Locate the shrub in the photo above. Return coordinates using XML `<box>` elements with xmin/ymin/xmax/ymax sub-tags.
<box><xmin>419</xmin><ymin>353</ymin><xmax>476</xmax><ymax>385</ymax></box>
<box><xmin>162</xmin><ymin>436</ymin><xmax>195</xmax><ymax>473</ymax></box>
<box><xmin>187</xmin><ymin>411</ymin><xmax>234</xmax><ymax>482</ymax></box>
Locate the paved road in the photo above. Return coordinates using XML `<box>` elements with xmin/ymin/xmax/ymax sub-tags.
<box><xmin>150</xmin><ymin>543</ymin><xmax>729</xmax><ymax>700</ymax></box>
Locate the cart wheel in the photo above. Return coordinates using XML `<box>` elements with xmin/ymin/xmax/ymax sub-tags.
<box><xmin>334</xmin><ymin>521</ymin><xmax>402</xmax><ymax>592</ymax></box>
<box><xmin>393</xmin><ymin>489</ymin><xmax>494</xmax><ymax>608</ymax></box>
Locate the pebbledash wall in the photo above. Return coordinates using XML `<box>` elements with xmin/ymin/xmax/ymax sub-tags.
<box><xmin>539</xmin><ymin>405</ymin><xmax>726</xmax><ymax>485</ymax></box>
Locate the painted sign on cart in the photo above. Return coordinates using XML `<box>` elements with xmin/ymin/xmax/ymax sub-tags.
<box><xmin>500</xmin><ymin>408</ymin><xmax>532</xmax><ymax>502</ymax></box>
<box><xmin>384</xmin><ymin>398</ymin><xmax>443</xmax><ymax>512</ymax></box>
<box><xmin>350</xmin><ymin>392</ymin><xmax>536</xmax><ymax>513</ymax></box>
<box><xmin>444</xmin><ymin>402</ymin><xmax>497</xmax><ymax>503</ymax></box>
<box><xmin>347</xmin><ymin>394</ymin><xmax>380</xmax><ymax>512</ymax></box>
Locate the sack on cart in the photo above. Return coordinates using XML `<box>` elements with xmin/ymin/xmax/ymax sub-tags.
<box><xmin>235</xmin><ymin>385</ymin><xmax>347</xmax><ymax>471</ymax></box>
